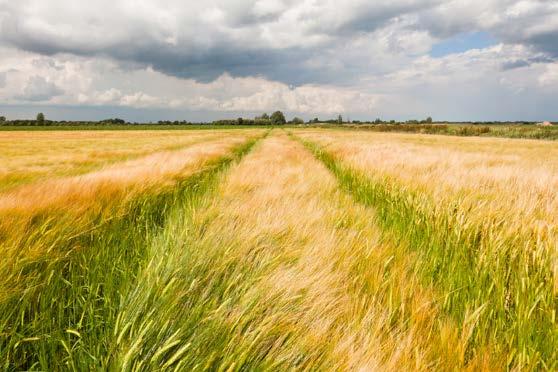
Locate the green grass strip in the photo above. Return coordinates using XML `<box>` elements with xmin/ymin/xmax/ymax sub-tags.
<box><xmin>294</xmin><ymin>133</ymin><xmax>558</xmax><ymax>371</ymax></box>
<box><xmin>327</xmin><ymin>124</ymin><xmax>558</xmax><ymax>141</ymax></box>
<box><xmin>0</xmin><ymin>134</ymin><xmax>265</xmax><ymax>370</ymax></box>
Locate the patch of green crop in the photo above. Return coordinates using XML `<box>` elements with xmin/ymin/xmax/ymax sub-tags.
<box><xmin>0</xmin><ymin>135</ymin><xmax>264</xmax><ymax>370</ymax></box>
<box><xmin>296</xmin><ymin>134</ymin><xmax>558</xmax><ymax>370</ymax></box>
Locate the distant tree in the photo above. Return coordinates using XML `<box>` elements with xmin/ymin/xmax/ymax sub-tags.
<box><xmin>237</xmin><ymin>117</ymin><xmax>244</xmax><ymax>125</ymax></box>
<box><xmin>374</xmin><ymin>118</ymin><xmax>382</xmax><ymax>124</ymax></box>
<box><xmin>291</xmin><ymin>117</ymin><xmax>304</xmax><ymax>124</ymax></box>
<box><xmin>337</xmin><ymin>114</ymin><xmax>343</xmax><ymax>124</ymax></box>
<box><xmin>36</xmin><ymin>113</ymin><xmax>45</xmax><ymax>125</ymax></box>
<box><xmin>311</xmin><ymin>117</ymin><xmax>320</xmax><ymax>123</ymax></box>
<box><xmin>100</xmin><ymin>118</ymin><xmax>126</xmax><ymax>125</ymax></box>
<box><xmin>255</xmin><ymin>113</ymin><xmax>271</xmax><ymax>125</ymax></box>
<box><xmin>425</xmin><ymin>116</ymin><xmax>433</xmax><ymax>123</ymax></box>
<box><xmin>0</xmin><ymin>116</ymin><xmax>6</xmax><ymax>123</ymax></box>
<box><xmin>270</xmin><ymin>111</ymin><xmax>286</xmax><ymax>125</ymax></box>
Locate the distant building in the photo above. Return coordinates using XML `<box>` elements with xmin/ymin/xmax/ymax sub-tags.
<box><xmin>537</xmin><ymin>121</ymin><xmax>553</xmax><ymax>126</ymax></box>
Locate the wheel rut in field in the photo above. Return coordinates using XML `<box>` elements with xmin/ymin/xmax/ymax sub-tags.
<box><xmin>0</xmin><ymin>133</ymin><xmax>264</xmax><ymax>370</ymax></box>
<box><xmin>292</xmin><ymin>130</ymin><xmax>558</xmax><ymax>370</ymax></box>
<box><xmin>111</xmin><ymin>133</ymin><xmax>460</xmax><ymax>370</ymax></box>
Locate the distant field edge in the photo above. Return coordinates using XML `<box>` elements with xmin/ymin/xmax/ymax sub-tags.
<box><xmin>325</xmin><ymin>123</ymin><xmax>558</xmax><ymax>141</ymax></box>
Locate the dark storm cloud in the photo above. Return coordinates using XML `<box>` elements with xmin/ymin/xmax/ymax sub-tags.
<box><xmin>0</xmin><ymin>0</ymin><xmax>557</xmax><ymax>86</ymax></box>
<box><xmin>523</xmin><ymin>31</ymin><xmax>558</xmax><ymax>58</ymax></box>
<box><xmin>500</xmin><ymin>55</ymin><xmax>554</xmax><ymax>70</ymax></box>
<box><xmin>116</xmin><ymin>45</ymin><xmax>343</xmax><ymax>85</ymax></box>
<box><xmin>0</xmin><ymin>0</ymin><xmax>442</xmax><ymax>84</ymax></box>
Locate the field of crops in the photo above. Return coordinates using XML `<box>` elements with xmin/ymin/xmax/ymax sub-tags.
<box><xmin>0</xmin><ymin>128</ymin><xmax>556</xmax><ymax>370</ymax></box>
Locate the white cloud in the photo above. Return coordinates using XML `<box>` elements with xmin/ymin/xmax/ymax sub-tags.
<box><xmin>0</xmin><ymin>46</ymin><xmax>380</xmax><ymax>115</ymax></box>
<box><xmin>361</xmin><ymin>43</ymin><xmax>557</xmax><ymax>120</ymax></box>
<box><xmin>538</xmin><ymin>63</ymin><xmax>558</xmax><ymax>86</ymax></box>
<box><xmin>0</xmin><ymin>0</ymin><xmax>557</xmax><ymax>120</ymax></box>
<box><xmin>17</xmin><ymin>76</ymin><xmax>64</xmax><ymax>101</ymax></box>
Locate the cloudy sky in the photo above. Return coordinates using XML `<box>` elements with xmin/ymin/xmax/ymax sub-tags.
<box><xmin>0</xmin><ymin>0</ymin><xmax>557</xmax><ymax>122</ymax></box>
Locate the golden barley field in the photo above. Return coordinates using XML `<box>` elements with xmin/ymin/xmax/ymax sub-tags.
<box><xmin>0</xmin><ymin>128</ymin><xmax>556</xmax><ymax>370</ymax></box>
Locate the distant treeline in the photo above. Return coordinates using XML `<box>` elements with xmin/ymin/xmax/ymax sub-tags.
<box><xmin>0</xmin><ymin>112</ymin><xmax>553</xmax><ymax>127</ymax></box>
<box><xmin>348</xmin><ymin>120</ymin><xmax>543</xmax><ymax>125</ymax></box>
<box><xmin>0</xmin><ymin>111</ymin><xmax>296</xmax><ymax>126</ymax></box>
<box><xmin>0</xmin><ymin>117</ymin><xmax>131</xmax><ymax>126</ymax></box>
<box><xmin>0</xmin><ymin>119</ymin><xmax>547</xmax><ymax>127</ymax></box>
<box><xmin>346</xmin><ymin>123</ymin><xmax>558</xmax><ymax>140</ymax></box>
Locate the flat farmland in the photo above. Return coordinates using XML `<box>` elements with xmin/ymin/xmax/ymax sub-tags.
<box><xmin>0</xmin><ymin>128</ymin><xmax>556</xmax><ymax>370</ymax></box>
<box><xmin>0</xmin><ymin>129</ymin><xmax>255</xmax><ymax>192</ymax></box>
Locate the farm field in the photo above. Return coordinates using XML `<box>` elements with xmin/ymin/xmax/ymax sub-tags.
<box><xmin>0</xmin><ymin>129</ymin><xmax>254</xmax><ymax>192</ymax></box>
<box><xmin>341</xmin><ymin>123</ymin><xmax>558</xmax><ymax>141</ymax></box>
<box><xmin>0</xmin><ymin>128</ymin><xmax>556</xmax><ymax>370</ymax></box>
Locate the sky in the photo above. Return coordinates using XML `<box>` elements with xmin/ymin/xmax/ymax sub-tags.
<box><xmin>0</xmin><ymin>0</ymin><xmax>557</xmax><ymax>122</ymax></box>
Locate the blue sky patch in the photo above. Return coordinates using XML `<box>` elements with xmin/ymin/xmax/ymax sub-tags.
<box><xmin>430</xmin><ymin>32</ymin><xmax>497</xmax><ymax>58</ymax></box>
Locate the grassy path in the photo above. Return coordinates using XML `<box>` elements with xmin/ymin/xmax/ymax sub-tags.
<box><xmin>109</xmin><ymin>133</ymin><xmax>476</xmax><ymax>370</ymax></box>
<box><xmin>293</xmin><ymin>131</ymin><xmax>558</xmax><ymax>370</ymax></box>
